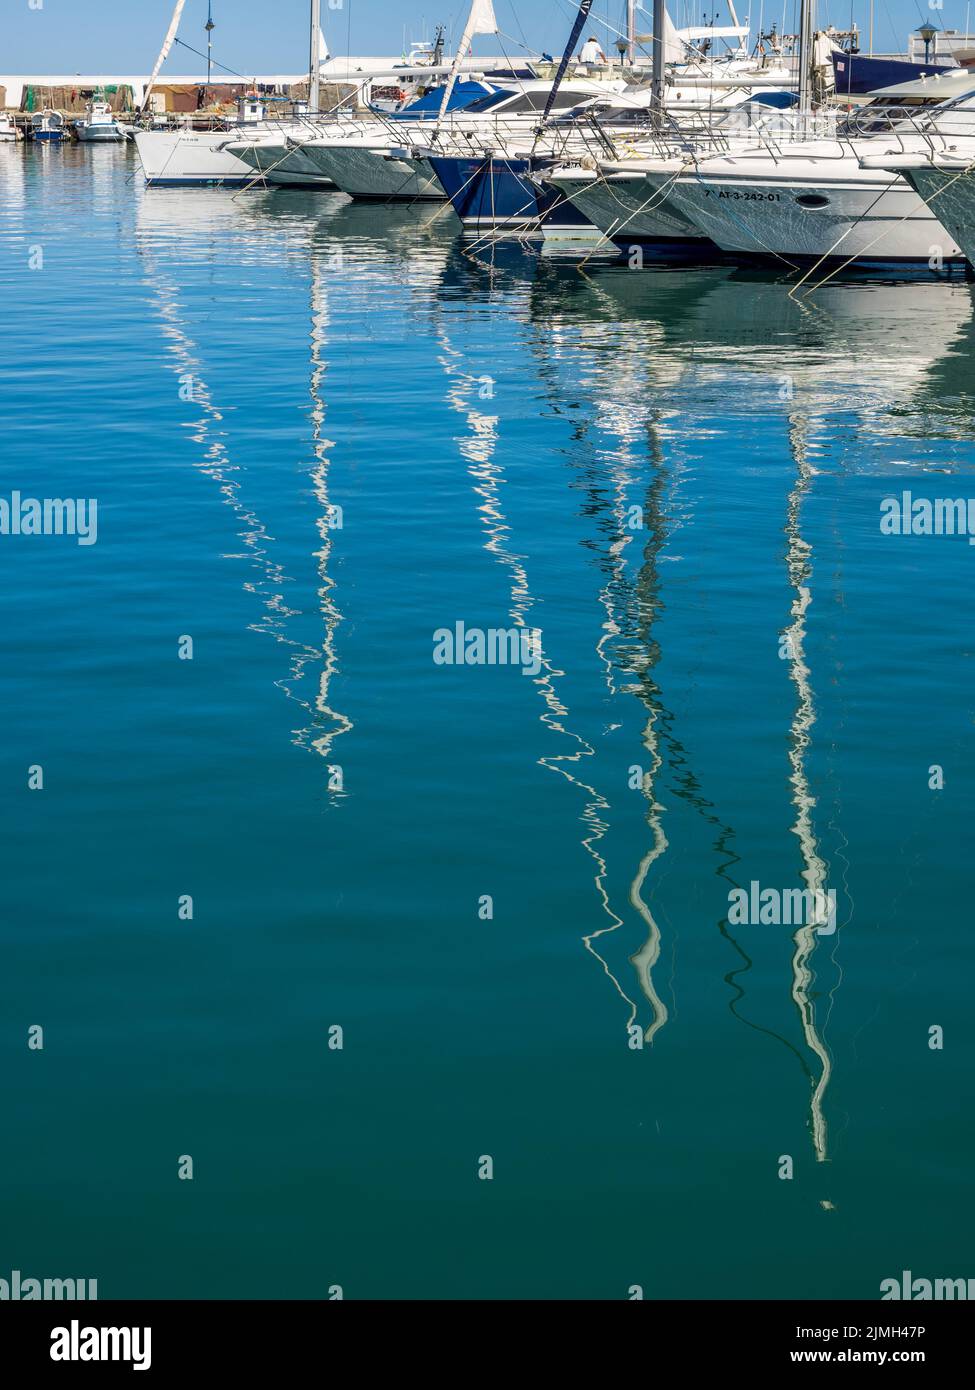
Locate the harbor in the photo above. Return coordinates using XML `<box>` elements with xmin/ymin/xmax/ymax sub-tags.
<box><xmin>1</xmin><ymin>0</ymin><xmax>973</xmax><ymax>1335</ymax></box>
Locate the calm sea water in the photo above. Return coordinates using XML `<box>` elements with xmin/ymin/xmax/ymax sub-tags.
<box><xmin>1</xmin><ymin>141</ymin><xmax>973</xmax><ymax>1300</ymax></box>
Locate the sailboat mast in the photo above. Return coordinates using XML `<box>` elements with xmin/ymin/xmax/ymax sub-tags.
<box><xmin>798</xmin><ymin>0</ymin><xmax>815</xmax><ymax>115</ymax></box>
<box><xmin>310</xmin><ymin>0</ymin><xmax>322</xmax><ymax>112</ymax></box>
<box><xmin>651</xmin><ymin>0</ymin><xmax>666</xmax><ymax>120</ymax></box>
<box><xmin>627</xmin><ymin>0</ymin><xmax>636</xmax><ymax>63</ymax></box>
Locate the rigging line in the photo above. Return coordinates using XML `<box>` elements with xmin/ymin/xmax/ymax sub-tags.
<box><xmin>495</xmin><ymin>27</ymin><xmax>535</xmax><ymax>57</ymax></box>
<box><xmin>504</xmin><ymin>0</ymin><xmax>532</xmax><ymax>54</ymax></box>
<box><xmin>171</xmin><ymin>37</ymin><xmax>247</xmax><ymax>80</ymax></box>
<box><xmin>787</xmin><ymin>176</ymin><xmax>899</xmax><ymax>297</ymax></box>
<box><xmin>493</xmin><ymin>30</ymin><xmax>532</xmax><ymax>96</ymax></box>
<box><xmin>575</xmin><ymin>162</ymin><xmax>695</xmax><ymax>269</ymax></box>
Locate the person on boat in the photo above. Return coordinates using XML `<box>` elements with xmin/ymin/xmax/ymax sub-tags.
<box><xmin>579</xmin><ymin>35</ymin><xmax>606</xmax><ymax>64</ymax></box>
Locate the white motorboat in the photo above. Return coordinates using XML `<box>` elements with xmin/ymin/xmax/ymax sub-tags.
<box><xmin>548</xmin><ymin>95</ymin><xmax>816</xmax><ymax>252</ymax></box>
<box><xmin>862</xmin><ymin>151</ymin><xmax>975</xmax><ymax>268</ymax></box>
<box><xmin>74</xmin><ymin>100</ymin><xmax>125</xmax><ymax>142</ymax></box>
<box><xmin>0</xmin><ymin>114</ymin><xmax>18</xmax><ymax>142</ymax></box>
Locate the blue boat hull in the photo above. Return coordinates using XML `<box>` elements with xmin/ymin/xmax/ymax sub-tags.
<box><xmin>29</xmin><ymin>130</ymin><xmax>65</xmax><ymax>143</ymax></box>
<box><xmin>427</xmin><ymin>155</ymin><xmax>592</xmax><ymax>237</ymax></box>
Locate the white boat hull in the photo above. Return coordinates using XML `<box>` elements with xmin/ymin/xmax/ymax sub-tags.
<box><xmin>226</xmin><ymin>140</ymin><xmax>336</xmax><ymax>186</ymax></box>
<box><xmin>135</xmin><ymin>130</ymin><xmax>258</xmax><ymax>187</ymax></box>
<box><xmin>304</xmin><ymin>142</ymin><xmax>442</xmax><ymax>199</ymax></box>
<box><xmin>550</xmin><ymin>169</ymin><xmax>711</xmax><ymax>248</ymax></box>
<box><xmin>902</xmin><ymin>166</ymin><xmax>975</xmax><ymax>268</ymax></box>
<box><xmin>643</xmin><ymin>162</ymin><xmax>964</xmax><ymax>265</ymax></box>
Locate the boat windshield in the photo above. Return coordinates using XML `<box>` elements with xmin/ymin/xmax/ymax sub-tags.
<box><xmin>459</xmin><ymin>90</ymin><xmax>518</xmax><ymax>114</ymax></box>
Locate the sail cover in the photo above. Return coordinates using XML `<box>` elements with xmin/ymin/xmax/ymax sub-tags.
<box><xmin>143</xmin><ymin>0</ymin><xmax>188</xmax><ymax>110</ymax></box>
<box><xmin>437</xmin><ymin>0</ymin><xmax>498</xmax><ymax>123</ymax></box>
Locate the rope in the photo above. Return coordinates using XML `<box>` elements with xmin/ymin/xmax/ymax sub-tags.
<box><xmin>793</xmin><ymin>160</ymin><xmax>975</xmax><ymax>299</ymax></box>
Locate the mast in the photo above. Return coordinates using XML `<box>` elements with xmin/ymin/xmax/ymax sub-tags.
<box><xmin>627</xmin><ymin>0</ymin><xmax>636</xmax><ymax>63</ymax></box>
<box><xmin>205</xmin><ymin>2</ymin><xmax>215</xmax><ymax>88</ymax></box>
<box><xmin>798</xmin><ymin>0</ymin><xmax>815</xmax><ymax>115</ymax></box>
<box><xmin>650</xmin><ymin>0</ymin><xmax>666</xmax><ymax>121</ymax></box>
<box><xmin>310</xmin><ymin>0</ymin><xmax>322</xmax><ymax>112</ymax></box>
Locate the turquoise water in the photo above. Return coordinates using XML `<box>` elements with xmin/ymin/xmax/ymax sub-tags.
<box><xmin>1</xmin><ymin>142</ymin><xmax>973</xmax><ymax>1300</ymax></box>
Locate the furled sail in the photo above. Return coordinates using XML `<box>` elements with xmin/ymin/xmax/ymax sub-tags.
<box><xmin>436</xmin><ymin>0</ymin><xmax>498</xmax><ymax>124</ymax></box>
<box><xmin>142</xmin><ymin>0</ymin><xmax>188</xmax><ymax>111</ymax></box>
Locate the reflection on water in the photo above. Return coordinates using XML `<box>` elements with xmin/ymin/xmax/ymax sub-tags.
<box><xmin>135</xmin><ymin>187</ymin><xmax>353</xmax><ymax>794</ymax></box>
<box><xmin>782</xmin><ymin>413</ymin><xmax>833</xmax><ymax>1164</ymax></box>
<box><xmin>131</xmin><ymin>184</ymin><xmax>975</xmax><ymax>1135</ymax></box>
<box><xmin>5</xmin><ymin>153</ymin><xmax>973</xmax><ymax>1296</ymax></box>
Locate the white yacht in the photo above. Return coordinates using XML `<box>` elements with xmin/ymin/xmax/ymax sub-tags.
<box><xmin>863</xmin><ymin>151</ymin><xmax>975</xmax><ymax>267</ymax></box>
<box><xmin>133</xmin><ymin>94</ymin><xmax>340</xmax><ymax>187</ymax></box>
<box><xmin>566</xmin><ymin>75</ymin><xmax>975</xmax><ymax>267</ymax></box>
<box><xmin>548</xmin><ymin>95</ymin><xmax>814</xmax><ymax>252</ymax></box>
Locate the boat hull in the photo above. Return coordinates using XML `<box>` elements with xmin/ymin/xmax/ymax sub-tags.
<box><xmin>428</xmin><ymin>155</ymin><xmax>593</xmax><ymax>236</ymax></box>
<box><xmin>76</xmin><ymin>125</ymin><xmax>125</xmax><ymax>142</ymax></box>
<box><xmin>226</xmin><ymin>141</ymin><xmax>336</xmax><ymax>187</ymax></box>
<box><xmin>551</xmin><ymin>169</ymin><xmax>717</xmax><ymax>258</ymax></box>
<box><xmin>304</xmin><ymin>143</ymin><xmax>442</xmax><ymax>199</ymax></box>
<box><xmin>656</xmin><ymin>166</ymin><xmax>964</xmax><ymax>266</ymax></box>
<box><xmin>902</xmin><ymin>165</ymin><xmax>975</xmax><ymax>268</ymax></box>
<box><xmin>135</xmin><ymin>130</ymin><xmax>258</xmax><ymax>187</ymax></box>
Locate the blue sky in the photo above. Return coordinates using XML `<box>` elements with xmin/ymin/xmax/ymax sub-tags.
<box><xmin>0</xmin><ymin>0</ymin><xmax>953</xmax><ymax>75</ymax></box>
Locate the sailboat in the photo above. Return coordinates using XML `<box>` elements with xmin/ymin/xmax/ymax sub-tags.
<box><xmin>135</xmin><ymin>0</ymin><xmax>334</xmax><ymax>186</ymax></box>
